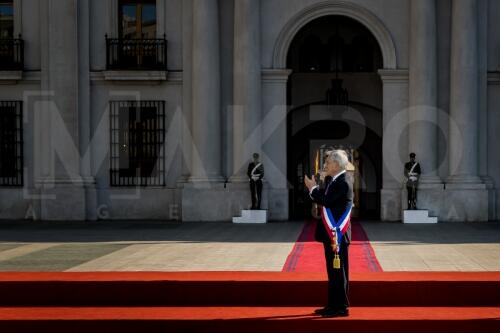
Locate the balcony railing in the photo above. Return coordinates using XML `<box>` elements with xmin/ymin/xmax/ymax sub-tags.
<box><xmin>0</xmin><ymin>36</ymin><xmax>24</xmax><ymax>71</ymax></box>
<box><xmin>106</xmin><ymin>35</ymin><xmax>167</xmax><ymax>71</ymax></box>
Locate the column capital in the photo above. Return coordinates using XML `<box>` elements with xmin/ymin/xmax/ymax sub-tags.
<box><xmin>377</xmin><ymin>69</ymin><xmax>408</xmax><ymax>83</ymax></box>
<box><xmin>262</xmin><ymin>69</ymin><xmax>293</xmax><ymax>83</ymax></box>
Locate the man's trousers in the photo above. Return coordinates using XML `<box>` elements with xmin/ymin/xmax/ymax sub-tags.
<box><xmin>323</xmin><ymin>238</ymin><xmax>349</xmax><ymax>310</ymax></box>
<box><xmin>406</xmin><ymin>185</ymin><xmax>417</xmax><ymax>209</ymax></box>
<box><xmin>249</xmin><ymin>179</ymin><xmax>262</xmax><ymax>209</ymax></box>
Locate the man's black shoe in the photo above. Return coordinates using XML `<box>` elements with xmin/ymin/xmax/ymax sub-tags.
<box><xmin>321</xmin><ymin>308</ymin><xmax>349</xmax><ymax>317</ymax></box>
<box><xmin>313</xmin><ymin>307</ymin><xmax>332</xmax><ymax>315</ymax></box>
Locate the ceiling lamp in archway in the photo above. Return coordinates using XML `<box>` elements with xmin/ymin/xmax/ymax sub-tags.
<box><xmin>326</xmin><ymin>20</ymin><xmax>348</xmax><ymax>109</ymax></box>
<box><xmin>326</xmin><ymin>78</ymin><xmax>348</xmax><ymax>106</ymax></box>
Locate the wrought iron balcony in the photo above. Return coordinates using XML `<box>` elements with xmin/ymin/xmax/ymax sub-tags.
<box><xmin>0</xmin><ymin>36</ymin><xmax>24</xmax><ymax>71</ymax></box>
<box><xmin>105</xmin><ymin>35</ymin><xmax>167</xmax><ymax>71</ymax></box>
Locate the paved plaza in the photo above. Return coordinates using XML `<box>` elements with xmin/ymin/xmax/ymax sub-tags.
<box><xmin>0</xmin><ymin>221</ymin><xmax>498</xmax><ymax>272</ymax></box>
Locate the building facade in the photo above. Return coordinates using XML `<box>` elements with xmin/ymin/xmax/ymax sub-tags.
<box><xmin>0</xmin><ymin>0</ymin><xmax>499</xmax><ymax>222</ymax></box>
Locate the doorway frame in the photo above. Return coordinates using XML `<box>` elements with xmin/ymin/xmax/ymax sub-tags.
<box><xmin>264</xmin><ymin>1</ymin><xmax>406</xmax><ymax>221</ymax></box>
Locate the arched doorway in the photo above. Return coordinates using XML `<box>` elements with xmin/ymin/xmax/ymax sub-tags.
<box><xmin>286</xmin><ymin>15</ymin><xmax>383</xmax><ymax>220</ymax></box>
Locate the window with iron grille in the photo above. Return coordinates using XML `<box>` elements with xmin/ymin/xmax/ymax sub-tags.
<box><xmin>0</xmin><ymin>1</ymin><xmax>23</xmax><ymax>70</ymax></box>
<box><xmin>110</xmin><ymin>100</ymin><xmax>165</xmax><ymax>186</ymax></box>
<box><xmin>0</xmin><ymin>101</ymin><xmax>23</xmax><ymax>186</ymax></box>
<box><xmin>0</xmin><ymin>1</ymin><xmax>14</xmax><ymax>39</ymax></box>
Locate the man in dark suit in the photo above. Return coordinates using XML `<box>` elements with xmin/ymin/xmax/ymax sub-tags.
<box><xmin>305</xmin><ymin>149</ymin><xmax>353</xmax><ymax>317</ymax></box>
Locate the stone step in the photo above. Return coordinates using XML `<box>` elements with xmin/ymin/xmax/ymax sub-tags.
<box><xmin>232</xmin><ymin>210</ymin><xmax>267</xmax><ymax>223</ymax></box>
<box><xmin>403</xmin><ymin>210</ymin><xmax>438</xmax><ymax>223</ymax></box>
<box><xmin>0</xmin><ymin>272</ymin><xmax>499</xmax><ymax>307</ymax></box>
<box><xmin>1</xmin><ymin>306</ymin><xmax>499</xmax><ymax>333</ymax></box>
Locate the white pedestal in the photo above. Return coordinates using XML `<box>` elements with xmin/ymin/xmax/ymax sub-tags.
<box><xmin>403</xmin><ymin>210</ymin><xmax>438</xmax><ymax>223</ymax></box>
<box><xmin>232</xmin><ymin>210</ymin><xmax>267</xmax><ymax>223</ymax></box>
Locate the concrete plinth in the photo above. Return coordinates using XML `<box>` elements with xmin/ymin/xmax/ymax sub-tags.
<box><xmin>0</xmin><ymin>189</ymin><xmax>32</xmax><ymax>219</ymax></box>
<box><xmin>440</xmin><ymin>184</ymin><xmax>488</xmax><ymax>222</ymax></box>
<box><xmin>381</xmin><ymin>188</ymin><xmax>403</xmax><ymax>221</ymax></box>
<box><xmin>267</xmin><ymin>188</ymin><xmax>288</xmax><ymax>221</ymax></box>
<box><xmin>403</xmin><ymin>210</ymin><xmax>438</xmax><ymax>223</ymax></box>
<box><xmin>232</xmin><ymin>210</ymin><xmax>267</xmax><ymax>223</ymax></box>
<box><xmin>400</xmin><ymin>184</ymin><xmax>488</xmax><ymax>222</ymax></box>
<box><xmin>97</xmin><ymin>188</ymin><xmax>177</xmax><ymax>220</ymax></box>
<box><xmin>400</xmin><ymin>184</ymin><xmax>444</xmax><ymax>218</ymax></box>
<box><xmin>38</xmin><ymin>184</ymin><xmax>87</xmax><ymax>221</ymax></box>
<box><xmin>181</xmin><ymin>182</ymin><xmax>269</xmax><ymax>222</ymax></box>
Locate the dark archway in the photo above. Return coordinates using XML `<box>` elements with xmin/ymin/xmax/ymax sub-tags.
<box><xmin>286</xmin><ymin>15</ymin><xmax>383</xmax><ymax>220</ymax></box>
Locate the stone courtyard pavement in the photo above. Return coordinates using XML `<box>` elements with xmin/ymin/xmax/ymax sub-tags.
<box><xmin>0</xmin><ymin>220</ymin><xmax>498</xmax><ymax>272</ymax></box>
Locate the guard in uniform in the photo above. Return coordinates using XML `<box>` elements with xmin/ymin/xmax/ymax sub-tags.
<box><xmin>247</xmin><ymin>153</ymin><xmax>264</xmax><ymax>210</ymax></box>
<box><xmin>404</xmin><ymin>152</ymin><xmax>421</xmax><ymax>210</ymax></box>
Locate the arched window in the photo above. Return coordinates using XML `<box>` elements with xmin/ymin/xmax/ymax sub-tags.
<box><xmin>298</xmin><ymin>35</ymin><xmax>324</xmax><ymax>72</ymax></box>
<box><xmin>287</xmin><ymin>15</ymin><xmax>382</xmax><ymax>73</ymax></box>
<box><xmin>351</xmin><ymin>34</ymin><xmax>374</xmax><ymax>72</ymax></box>
<box><xmin>327</xmin><ymin>35</ymin><xmax>345</xmax><ymax>72</ymax></box>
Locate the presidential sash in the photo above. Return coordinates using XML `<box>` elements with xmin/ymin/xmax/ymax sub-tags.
<box><xmin>321</xmin><ymin>203</ymin><xmax>352</xmax><ymax>249</ymax></box>
<box><xmin>321</xmin><ymin>203</ymin><xmax>352</xmax><ymax>269</ymax></box>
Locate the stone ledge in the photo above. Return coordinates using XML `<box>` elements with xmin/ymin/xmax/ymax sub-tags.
<box><xmin>378</xmin><ymin>69</ymin><xmax>409</xmax><ymax>82</ymax></box>
<box><xmin>0</xmin><ymin>71</ymin><xmax>22</xmax><ymax>84</ymax></box>
<box><xmin>102</xmin><ymin>70</ymin><xmax>168</xmax><ymax>82</ymax></box>
<box><xmin>487</xmin><ymin>72</ymin><xmax>500</xmax><ymax>84</ymax></box>
<box><xmin>445</xmin><ymin>183</ymin><xmax>487</xmax><ymax>190</ymax></box>
<box><xmin>261</xmin><ymin>69</ymin><xmax>292</xmax><ymax>83</ymax></box>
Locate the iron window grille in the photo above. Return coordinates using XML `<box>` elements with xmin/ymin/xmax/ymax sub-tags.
<box><xmin>0</xmin><ymin>101</ymin><xmax>23</xmax><ymax>186</ymax></box>
<box><xmin>105</xmin><ymin>35</ymin><xmax>167</xmax><ymax>71</ymax></box>
<box><xmin>110</xmin><ymin>100</ymin><xmax>165</xmax><ymax>186</ymax></box>
<box><xmin>0</xmin><ymin>36</ymin><xmax>24</xmax><ymax>71</ymax></box>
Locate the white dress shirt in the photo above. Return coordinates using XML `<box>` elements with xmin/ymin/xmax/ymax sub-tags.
<box><xmin>309</xmin><ymin>169</ymin><xmax>346</xmax><ymax>197</ymax></box>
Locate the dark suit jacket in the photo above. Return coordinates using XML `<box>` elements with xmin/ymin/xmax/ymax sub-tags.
<box><xmin>310</xmin><ymin>172</ymin><xmax>353</xmax><ymax>244</ymax></box>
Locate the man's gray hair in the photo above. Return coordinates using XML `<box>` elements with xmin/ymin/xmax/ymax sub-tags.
<box><xmin>327</xmin><ymin>149</ymin><xmax>349</xmax><ymax>170</ymax></box>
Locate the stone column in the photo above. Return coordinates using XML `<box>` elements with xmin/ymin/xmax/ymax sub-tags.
<box><xmin>443</xmin><ymin>0</ymin><xmax>488</xmax><ymax>222</ymax></box>
<box><xmin>378</xmin><ymin>69</ymin><xmax>409</xmax><ymax>221</ymax></box>
<box><xmin>261</xmin><ymin>69</ymin><xmax>292</xmax><ymax>220</ymax></box>
<box><xmin>230</xmin><ymin>0</ymin><xmax>262</xmax><ymax>182</ymax></box>
<box><xmin>78</xmin><ymin>0</ymin><xmax>97</xmax><ymax>220</ymax></box>
<box><xmin>189</xmin><ymin>0</ymin><xmax>223</xmax><ymax>182</ymax></box>
<box><xmin>179</xmin><ymin>0</ymin><xmax>193</xmax><ymax>183</ymax></box>
<box><xmin>409</xmin><ymin>0</ymin><xmax>441</xmax><ymax>184</ymax></box>
<box><xmin>448</xmin><ymin>0</ymin><xmax>482</xmax><ymax>184</ymax></box>
<box><xmin>477</xmin><ymin>0</ymin><xmax>495</xmax><ymax>220</ymax></box>
<box><xmin>37</xmin><ymin>0</ymin><xmax>88</xmax><ymax>220</ymax></box>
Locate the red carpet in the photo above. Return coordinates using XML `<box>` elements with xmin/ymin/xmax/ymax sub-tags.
<box><xmin>0</xmin><ymin>272</ymin><xmax>499</xmax><ymax>332</ymax></box>
<box><xmin>0</xmin><ymin>307</ymin><xmax>499</xmax><ymax>333</ymax></box>
<box><xmin>0</xmin><ymin>271</ymin><xmax>499</xmax><ymax>306</ymax></box>
<box><xmin>283</xmin><ymin>220</ymin><xmax>382</xmax><ymax>272</ymax></box>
